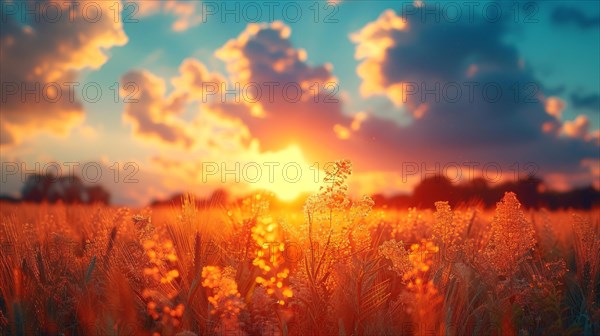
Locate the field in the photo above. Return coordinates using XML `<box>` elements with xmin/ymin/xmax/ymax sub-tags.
<box><xmin>0</xmin><ymin>161</ymin><xmax>598</xmax><ymax>336</ymax></box>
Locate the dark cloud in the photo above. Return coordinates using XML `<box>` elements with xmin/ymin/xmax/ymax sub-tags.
<box><xmin>347</xmin><ymin>6</ymin><xmax>598</xmax><ymax>176</ymax></box>
<box><xmin>0</xmin><ymin>0</ymin><xmax>127</xmax><ymax>146</ymax></box>
<box><xmin>119</xmin><ymin>11</ymin><xmax>598</xmax><ymax>190</ymax></box>
<box><xmin>551</xmin><ymin>6</ymin><xmax>600</xmax><ymax>29</ymax></box>
<box><xmin>205</xmin><ymin>12</ymin><xmax>597</xmax><ymax>185</ymax></box>
<box><xmin>571</xmin><ymin>93</ymin><xmax>600</xmax><ymax>111</ymax></box>
<box><xmin>213</xmin><ymin>22</ymin><xmax>351</xmax><ymax>159</ymax></box>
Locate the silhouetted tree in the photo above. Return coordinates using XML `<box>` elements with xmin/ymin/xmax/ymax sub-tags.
<box><xmin>21</xmin><ymin>174</ymin><xmax>55</xmax><ymax>203</ymax></box>
<box><xmin>413</xmin><ymin>175</ymin><xmax>456</xmax><ymax>207</ymax></box>
<box><xmin>21</xmin><ymin>174</ymin><xmax>110</xmax><ymax>204</ymax></box>
<box><xmin>47</xmin><ymin>176</ymin><xmax>86</xmax><ymax>203</ymax></box>
<box><xmin>372</xmin><ymin>175</ymin><xmax>598</xmax><ymax>210</ymax></box>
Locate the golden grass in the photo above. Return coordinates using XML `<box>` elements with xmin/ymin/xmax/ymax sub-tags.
<box><xmin>0</xmin><ymin>161</ymin><xmax>598</xmax><ymax>335</ymax></box>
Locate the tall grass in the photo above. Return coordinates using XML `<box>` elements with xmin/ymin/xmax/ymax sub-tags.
<box><xmin>0</xmin><ymin>161</ymin><xmax>598</xmax><ymax>335</ymax></box>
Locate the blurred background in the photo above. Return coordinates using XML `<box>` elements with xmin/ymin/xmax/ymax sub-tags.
<box><xmin>1</xmin><ymin>0</ymin><xmax>598</xmax><ymax>207</ymax></box>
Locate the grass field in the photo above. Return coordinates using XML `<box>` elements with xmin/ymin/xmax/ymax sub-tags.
<box><xmin>0</xmin><ymin>161</ymin><xmax>598</xmax><ymax>336</ymax></box>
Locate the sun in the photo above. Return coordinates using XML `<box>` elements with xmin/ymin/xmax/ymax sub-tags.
<box><xmin>250</xmin><ymin>144</ymin><xmax>323</xmax><ymax>201</ymax></box>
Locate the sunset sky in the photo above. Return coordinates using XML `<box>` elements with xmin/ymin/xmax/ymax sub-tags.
<box><xmin>1</xmin><ymin>0</ymin><xmax>599</xmax><ymax>205</ymax></box>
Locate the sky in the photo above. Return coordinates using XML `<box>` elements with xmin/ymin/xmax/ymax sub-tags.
<box><xmin>1</xmin><ymin>0</ymin><xmax>599</xmax><ymax>205</ymax></box>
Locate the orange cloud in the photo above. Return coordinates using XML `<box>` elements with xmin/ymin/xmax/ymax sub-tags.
<box><xmin>211</xmin><ymin>21</ymin><xmax>347</xmax><ymax>160</ymax></box>
<box><xmin>170</xmin><ymin>58</ymin><xmax>226</xmax><ymax>103</ymax></box>
<box><xmin>562</xmin><ymin>115</ymin><xmax>591</xmax><ymax>140</ymax></box>
<box><xmin>121</xmin><ymin>60</ymin><xmax>251</xmax><ymax>152</ymax></box>
<box><xmin>117</xmin><ymin>22</ymin><xmax>358</xmax><ymax>200</ymax></box>
<box><xmin>332</xmin><ymin>112</ymin><xmax>369</xmax><ymax>140</ymax></box>
<box><xmin>351</xmin><ymin>10</ymin><xmax>407</xmax><ymax>101</ymax></box>
<box><xmin>1</xmin><ymin>0</ymin><xmax>127</xmax><ymax>146</ymax></box>
<box><xmin>114</xmin><ymin>17</ymin><xmax>599</xmax><ymax>200</ymax></box>
<box><xmin>121</xmin><ymin>71</ymin><xmax>194</xmax><ymax>148</ymax></box>
<box><xmin>333</xmin><ymin>124</ymin><xmax>351</xmax><ymax>140</ymax></box>
<box><xmin>545</xmin><ymin>96</ymin><xmax>565</xmax><ymax>120</ymax></box>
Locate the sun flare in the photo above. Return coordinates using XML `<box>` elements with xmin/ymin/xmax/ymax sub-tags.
<box><xmin>249</xmin><ymin>144</ymin><xmax>322</xmax><ymax>201</ymax></box>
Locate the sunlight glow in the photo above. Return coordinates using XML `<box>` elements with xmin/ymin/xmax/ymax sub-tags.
<box><xmin>250</xmin><ymin>144</ymin><xmax>322</xmax><ymax>201</ymax></box>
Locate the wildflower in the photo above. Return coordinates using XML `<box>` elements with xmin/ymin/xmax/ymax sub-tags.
<box><xmin>378</xmin><ymin>239</ymin><xmax>412</xmax><ymax>277</ymax></box>
<box><xmin>143</xmin><ymin>235</ymin><xmax>179</xmax><ymax>284</ymax></box>
<box><xmin>484</xmin><ymin>192</ymin><xmax>536</xmax><ymax>277</ymax></box>
<box><xmin>145</xmin><ymin>298</ymin><xmax>185</xmax><ymax>328</ymax></box>
<box><xmin>201</xmin><ymin>266</ymin><xmax>245</xmax><ymax>319</ymax></box>
<box><xmin>140</xmin><ymin>234</ymin><xmax>184</xmax><ymax>331</ymax></box>
<box><xmin>302</xmin><ymin>160</ymin><xmax>374</xmax><ymax>259</ymax></box>
<box><xmin>404</xmin><ymin>240</ymin><xmax>439</xmax><ymax>281</ymax></box>
<box><xmin>432</xmin><ymin>201</ymin><xmax>459</xmax><ymax>248</ymax></box>
<box><xmin>251</xmin><ymin>215</ymin><xmax>293</xmax><ymax>305</ymax></box>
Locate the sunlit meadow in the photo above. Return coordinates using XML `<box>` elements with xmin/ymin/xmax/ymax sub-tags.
<box><xmin>1</xmin><ymin>160</ymin><xmax>599</xmax><ymax>335</ymax></box>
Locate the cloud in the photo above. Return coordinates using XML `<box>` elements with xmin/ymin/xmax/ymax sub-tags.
<box><xmin>348</xmin><ymin>6</ymin><xmax>554</xmax><ymax>150</ymax></box>
<box><xmin>545</xmin><ymin>96</ymin><xmax>565</xmax><ymax>120</ymax></box>
<box><xmin>118</xmin><ymin>22</ymin><xmax>355</xmax><ymax>199</ymax></box>
<box><xmin>562</xmin><ymin>115</ymin><xmax>591</xmax><ymax>140</ymax></box>
<box><xmin>134</xmin><ymin>0</ymin><xmax>203</xmax><ymax>32</ymax></box>
<box><xmin>346</xmin><ymin>6</ymin><xmax>598</xmax><ymax>178</ymax></box>
<box><xmin>543</xmin><ymin>96</ymin><xmax>596</xmax><ymax>141</ymax></box>
<box><xmin>571</xmin><ymin>92</ymin><xmax>600</xmax><ymax>110</ymax></box>
<box><xmin>215</xmin><ymin>22</ymin><xmax>333</xmax><ymax>86</ymax></box>
<box><xmin>121</xmin><ymin>62</ymin><xmax>250</xmax><ymax>151</ymax></box>
<box><xmin>170</xmin><ymin>58</ymin><xmax>226</xmax><ymax>103</ymax></box>
<box><xmin>169</xmin><ymin>17</ymin><xmax>597</xmax><ymax>189</ymax></box>
<box><xmin>552</xmin><ymin>6</ymin><xmax>600</xmax><ymax>29</ymax></box>
<box><xmin>118</xmin><ymin>15</ymin><xmax>598</xmax><ymax>198</ymax></box>
<box><xmin>212</xmin><ymin>22</ymin><xmax>350</xmax><ymax>159</ymax></box>
<box><xmin>0</xmin><ymin>0</ymin><xmax>127</xmax><ymax>146</ymax></box>
<box><xmin>201</xmin><ymin>17</ymin><xmax>597</xmax><ymax>191</ymax></box>
<box><xmin>350</xmin><ymin>9</ymin><xmax>408</xmax><ymax>100</ymax></box>
<box><xmin>121</xmin><ymin>70</ymin><xmax>195</xmax><ymax>148</ymax></box>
